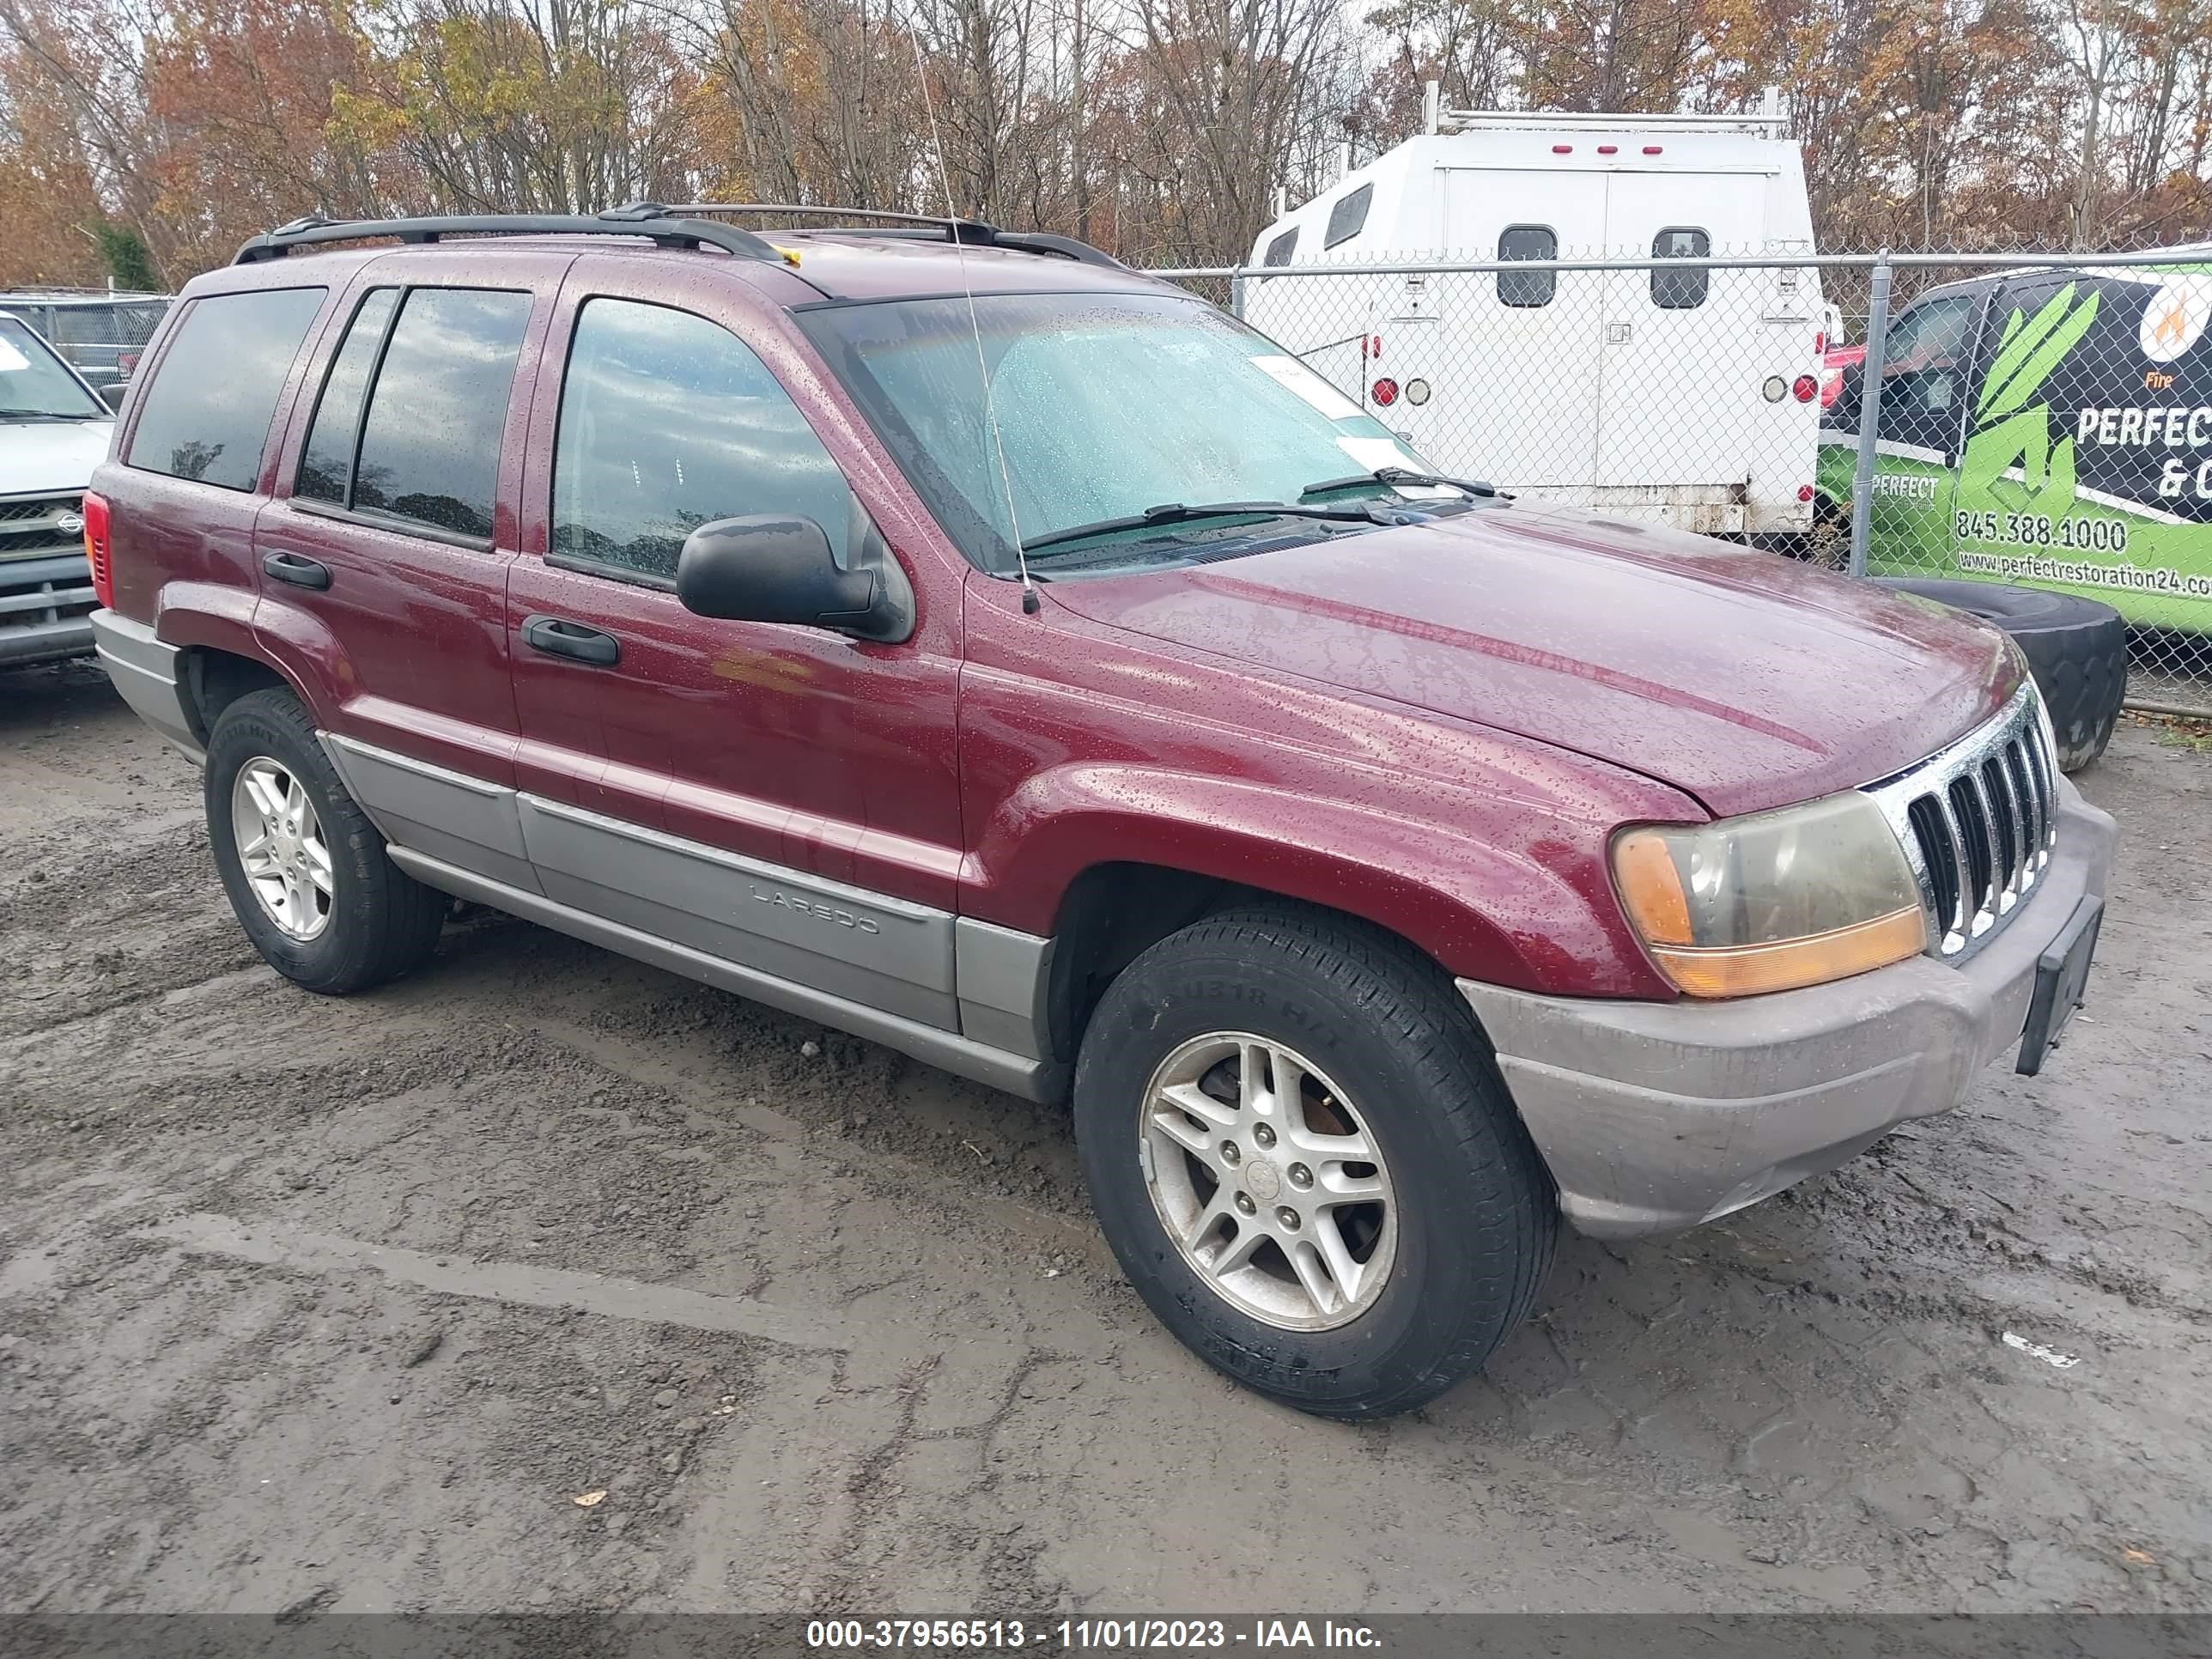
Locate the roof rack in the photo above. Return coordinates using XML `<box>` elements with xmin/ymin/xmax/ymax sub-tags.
<box><xmin>671</xmin><ymin>204</ymin><xmax>1125</xmax><ymax>269</ymax></box>
<box><xmin>233</xmin><ymin>204</ymin><xmax>788</xmax><ymax>266</ymax></box>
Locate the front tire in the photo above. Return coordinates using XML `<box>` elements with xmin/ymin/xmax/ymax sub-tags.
<box><xmin>204</xmin><ymin>688</ymin><xmax>445</xmax><ymax>994</ymax></box>
<box><xmin>1073</xmin><ymin>905</ymin><xmax>1556</xmax><ymax>1419</ymax></box>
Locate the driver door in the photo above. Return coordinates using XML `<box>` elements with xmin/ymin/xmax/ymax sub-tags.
<box><xmin>505</xmin><ymin>259</ymin><xmax>966</xmax><ymax>1029</ymax></box>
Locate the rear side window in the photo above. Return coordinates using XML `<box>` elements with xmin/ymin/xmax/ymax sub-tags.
<box><xmin>551</xmin><ymin>297</ymin><xmax>854</xmax><ymax>583</ymax></box>
<box><xmin>295</xmin><ymin>289</ymin><xmax>400</xmax><ymax>505</ymax></box>
<box><xmin>1264</xmin><ymin>228</ymin><xmax>1298</xmax><ymax>268</ymax></box>
<box><xmin>1651</xmin><ymin>228</ymin><xmax>1711</xmax><ymax>308</ymax></box>
<box><xmin>127</xmin><ymin>288</ymin><xmax>325</xmax><ymax>490</ymax></box>
<box><xmin>1498</xmin><ymin>227</ymin><xmax>1556</xmax><ymax>307</ymax></box>
<box><xmin>1323</xmin><ymin>184</ymin><xmax>1372</xmax><ymax>250</ymax></box>
<box><xmin>333</xmin><ymin>287</ymin><xmax>532</xmax><ymax>540</ymax></box>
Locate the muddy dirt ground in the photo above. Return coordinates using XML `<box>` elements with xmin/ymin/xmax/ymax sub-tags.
<box><xmin>3</xmin><ymin>660</ymin><xmax>2208</xmax><ymax>1618</ymax></box>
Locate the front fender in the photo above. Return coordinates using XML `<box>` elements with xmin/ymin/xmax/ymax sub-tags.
<box><xmin>962</xmin><ymin>761</ymin><xmax>1679</xmax><ymax>1000</ymax></box>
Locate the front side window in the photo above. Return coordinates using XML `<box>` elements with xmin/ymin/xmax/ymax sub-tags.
<box><xmin>0</xmin><ymin>314</ymin><xmax>107</xmax><ymax>422</ymax></box>
<box><xmin>347</xmin><ymin>287</ymin><xmax>532</xmax><ymax>539</ymax></box>
<box><xmin>1498</xmin><ymin>227</ymin><xmax>1557</xmax><ymax>307</ymax></box>
<box><xmin>1324</xmin><ymin>184</ymin><xmax>1373</xmax><ymax>250</ymax></box>
<box><xmin>126</xmin><ymin>287</ymin><xmax>326</xmax><ymax>489</ymax></box>
<box><xmin>552</xmin><ymin>298</ymin><xmax>854</xmax><ymax>582</ymax></box>
<box><xmin>800</xmin><ymin>292</ymin><xmax>1428</xmax><ymax>574</ymax></box>
<box><xmin>1651</xmin><ymin>228</ymin><xmax>1711</xmax><ymax>309</ymax></box>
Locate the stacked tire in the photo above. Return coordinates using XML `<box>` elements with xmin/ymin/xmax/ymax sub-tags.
<box><xmin>1873</xmin><ymin>580</ymin><xmax>2127</xmax><ymax>772</ymax></box>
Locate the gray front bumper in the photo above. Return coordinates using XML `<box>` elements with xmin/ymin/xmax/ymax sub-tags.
<box><xmin>1461</xmin><ymin>781</ymin><xmax>2118</xmax><ymax>1238</ymax></box>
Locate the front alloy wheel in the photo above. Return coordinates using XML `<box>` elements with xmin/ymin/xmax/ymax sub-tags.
<box><xmin>1142</xmin><ymin>1034</ymin><xmax>1395</xmax><ymax>1330</ymax></box>
<box><xmin>1074</xmin><ymin>904</ymin><xmax>1558</xmax><ymax>1419</ymax></box>
<box><xmin>231</xmin><ymin>757</ymin><xmax>335</xmax><ymax>940</ymax></box>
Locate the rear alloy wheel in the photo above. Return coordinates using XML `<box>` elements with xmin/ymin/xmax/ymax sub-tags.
<box><xmin>230</xmin><ymin>757</ymin><xmax>335</xmax><ymax>941</ymax></box>
<box><xmin>204</xmin><ymin>687</ymin><xmax>447</xmax><ymax>994</ymax></box>
<box><xmin>1076</xmin><ymin>904</ymin><xmax>1556</xmax><ymax>1420</ymax></box>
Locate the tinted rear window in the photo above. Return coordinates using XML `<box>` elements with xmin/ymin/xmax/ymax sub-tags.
<box><xmin>1323</xmin><ymin>184</ymin><xmax>1372</xmax><ymax>250</ymax></box>
<box><xmin>349</xmin><ymin>288</ymin><xmax>531</xmax><ymax>540</ymax></box>
<box><xmin>128</xmin><ymin>288</ymin><xmax>325</xmax><ymax>490</ymax></box>
<box><xmin>1651</xmin><ymin>228</ymin><xmax>1711</xmax><ymax>308</ymax></box>
<box><xmin>1498</xmin><ymin>227</ymin><xmax>1557</xmax><ymax>307</ymax></box>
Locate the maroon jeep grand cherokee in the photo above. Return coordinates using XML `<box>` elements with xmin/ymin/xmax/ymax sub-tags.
<box><xmin>88</xmin><ymin>208</ymin><xmax>2115</xmax><ymax>1418</ymax></box>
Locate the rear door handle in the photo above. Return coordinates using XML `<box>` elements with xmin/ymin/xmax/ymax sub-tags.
<box><xmin>262</xmin><ymin>550</ymin><xmax>331</xmax><ymax>591</ymax></box>
<box><xmin>522</xmin><ymin>615</ymin><xmax>621</xmax><ymax>666</ymax></box>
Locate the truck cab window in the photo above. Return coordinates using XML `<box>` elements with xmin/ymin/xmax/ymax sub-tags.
<box><xmin>1877</xmin><ymin>293</ymin><xmax>1978</xmax><ymax>453</ymax></box>
<box><xmin>1323</xmin><ymin>185</ymin><xmax>1372</xmax><ymax>250</ymax></box>
<box><xmin>1497</xmin><ymin>227</ymin><xmax>1557</xmax><ymax>307</ymax></box>
<box><xmin>1264</xmin><ymin>228</ymin><xmax>1299</xmax><ymax>268</ymax></box>
<box><xmin>1651</xmin><ymin>228</ymin><xmax>1711</xmax><ymax>308</ymax></box>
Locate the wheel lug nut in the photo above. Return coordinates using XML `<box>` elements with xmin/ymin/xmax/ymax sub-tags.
<box><xmin>1253</xmin><ymin>1123</ymin><xmax>1276</xmax><ymax>1149</ymax></box>
<box><xmin>1288</xmin><ymin>1164</ymin><xmax>1313</xmax><ymax>1188</ymax></box>
<box><xmin>1233</xmin><ymin>1191</ymin><xmax>1256</xmax><ymax>1216</ymax></box>
<box><xmin>1219</xmin><ymin>1142</ymin><xmax>1240</xmax><ymax>1165</ymax></box>
<box><xmin>1276</xmin><ymin>1206</ymin><xmax>1300</xmax><ymax>1231</ymax></box>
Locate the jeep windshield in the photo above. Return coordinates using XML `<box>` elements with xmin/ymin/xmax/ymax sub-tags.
<box><xmin>0</xmin><ymin>315</ymin><xmax>107</xmax><ymax>421</ymax></box>
<box><xmin>800</xmin><ymin>292</ymin><xmax>1447</xmax><ymax>575</ymax></box>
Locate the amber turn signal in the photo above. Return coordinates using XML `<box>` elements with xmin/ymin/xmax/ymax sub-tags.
<box><xmin>1649</xmin><ymin>908</ymin><xmax>1929</xmax><ymax>999</ymax></box>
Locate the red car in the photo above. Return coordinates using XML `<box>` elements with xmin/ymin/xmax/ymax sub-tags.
<box><xmin>1820</xmin><ymin>338</ymin><xmax>1867</xmax><ymax>408</ymax></box>
<box><xmin>88</xmin><ymin>208</ymin><xmax>2115</xmax><ymax>1418</ymax></box>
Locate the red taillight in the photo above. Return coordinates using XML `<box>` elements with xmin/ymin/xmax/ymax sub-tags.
<box><xmin>1797</xmin><ymin>484</ymin><xmax>1815</xmax><ymax>503</ymax></box>
<box><xmin>1792</xmin><ymin>374</ymin><xmax>1818</xmax><ymax>403</ymax></box>
<box><xmin>1642</xmin><ymin>144</ymin><xmax>1663</xmax><ymax>155</ymax></box>
<box><xmin>1371</xmin><ymin>377</ymin><xmax>1399</xmax><ymax>407</ymax></box>
<box><xmin>1552</xmin><ymin>143</ymin><xmax>1573</xmax><ymax>154</ymax></box>
<box><xmin>83</xmin><ymin>490</ymin><xmax>113</xmax><ymax>609</ymax></box>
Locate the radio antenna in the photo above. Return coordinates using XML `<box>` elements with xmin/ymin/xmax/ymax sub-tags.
<box><xmin>898</xmin><ymin>15</ymin><xmax>1040</xmax><ymax>614</ymax></box>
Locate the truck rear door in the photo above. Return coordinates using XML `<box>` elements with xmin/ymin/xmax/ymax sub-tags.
<box><xmin>1426</xmin><ymin>169</ymin><xmax>1607</xmax><ymax>488</ymax></box>
<box><xmin>1591</xmin><ymin>173</ymin><xmax>1786</xmax><ymax>526</ymax></box>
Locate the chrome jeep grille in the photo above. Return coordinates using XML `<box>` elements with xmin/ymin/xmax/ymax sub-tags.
<box><xmin>1862</xmin><ymin>680</ymin><xmax>2059</xmax><ymax>959</ymax></box>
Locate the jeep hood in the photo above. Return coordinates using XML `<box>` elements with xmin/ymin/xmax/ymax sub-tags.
<box><xmin>1047</xmin><ymin>504</ymin><xmax>2021</xmax><ymax>817</ymax></box>
<box><xmin>0</xmin><ymin>420</ymin><xmax>112</xmax><ymax>498</ymax></box>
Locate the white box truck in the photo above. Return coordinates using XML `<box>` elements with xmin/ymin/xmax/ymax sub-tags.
<box><xmin>1243</xmin><ymin>94</ymin><xmax>1827</xmax><ymax>536</ymax></box>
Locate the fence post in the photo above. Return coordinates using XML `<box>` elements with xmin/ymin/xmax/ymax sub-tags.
<box><xmin>1229</xmin><ymin>269</ymin><xmax>1247</xmax><ymax>321</ymax></box>
<box><xmin>1847</xmin><ymin>252</ymin><xmax>1893</xmax><ymax>579</ymax></box>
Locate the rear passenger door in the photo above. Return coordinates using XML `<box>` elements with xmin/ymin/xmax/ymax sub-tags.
<box><xmin>504</xmin><ymin>262</ymin><xmax>966</xmax><ymax>1030</ymax></box>
<box><xmin>252</xmin><ymin>257</ymin><xmax>559</xmax><ymax>889</ymax></box>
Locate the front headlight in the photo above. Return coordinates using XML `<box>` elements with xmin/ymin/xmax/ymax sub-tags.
<box><xmin>1611</xmin><ymin>793</ymin><xmax>1928</xmax><ymax>998</ymax></box>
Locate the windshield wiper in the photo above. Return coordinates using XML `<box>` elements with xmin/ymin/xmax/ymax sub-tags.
<box><xmin>1300</xmin><ymin>465</ymin><xmax>1502</xmax><ymax>501</ymax></box>
<box><xmin>1021</xmin><ymin>499</ymin><xmax>1395</xmax><ymax>556</ymax></box>
<box><xmin>0</xmin><ymin>407</ymin><xmax>101</xmax><ymax>422</ymax></box>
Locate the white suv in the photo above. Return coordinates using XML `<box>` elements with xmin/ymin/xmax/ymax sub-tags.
<box><xmin>1</xmin><ymin>311</ymin><xmax>112</xmax><ymax>668</ymax></box>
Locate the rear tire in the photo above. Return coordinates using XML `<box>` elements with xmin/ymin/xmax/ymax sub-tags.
<box><xmin>1073</xmin><ymin>904</ymin><xmax>1556</xmax><ymax>1420</ymax></box>
<box><xmin>1873</xmin><ymin>579</ymin><xmax>2126</xmax><ymax>771</ymax></box>
<box><xmin>204</xmin><ymin>688</ymin><xmax>446</xmax><ymax>994</ymax></box>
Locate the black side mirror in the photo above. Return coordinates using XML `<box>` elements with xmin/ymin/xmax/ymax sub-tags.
<box><xmin>100</xmin><ymin>382</ymin><xmax>128</xmax><ymax>412</ymax></box>
<box><xmin>675</xmin><ymin>514</ymin><xmax>912</xmax><ymax>642</ymax></box>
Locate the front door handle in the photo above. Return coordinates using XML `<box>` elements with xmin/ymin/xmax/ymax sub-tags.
<box><xmin>522</xmin><ymin>615</ymin><xmax>620</xmax><ymax>666</ymax></box>
<box><xmin>263</xmin><ymin>550</ymin><xmax>331</xmax><ymax>591</ymax></box>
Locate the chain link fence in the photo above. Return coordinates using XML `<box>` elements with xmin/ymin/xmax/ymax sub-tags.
<box><xmin>1146</xmin><ymin>249</ymin><xmax>2212</xmax><ymax>715</ymax></box>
